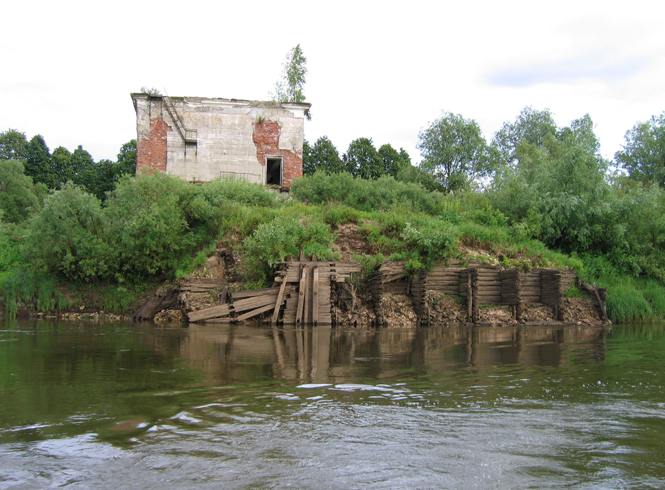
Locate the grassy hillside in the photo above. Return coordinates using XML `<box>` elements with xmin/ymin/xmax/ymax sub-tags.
<box><xmin>1</xmin><ymin>172</ymin><xmax>663</xmax><ymax>323</ymax></box>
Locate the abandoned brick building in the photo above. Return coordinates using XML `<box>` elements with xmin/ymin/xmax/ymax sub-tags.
<box><xmin>131</xmin><ymin>93</ymin><xmax>311</xmax><ymax>187</ymax></box>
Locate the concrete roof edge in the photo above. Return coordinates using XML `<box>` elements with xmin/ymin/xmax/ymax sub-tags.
<box><xmin>130</xmin><ymin>93</ymin><xmax>311</xmax><ymax>109</ymax></box>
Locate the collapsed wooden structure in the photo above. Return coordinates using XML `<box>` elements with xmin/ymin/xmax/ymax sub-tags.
<box><xmin>185</xmin><ymin>257</ymin><xmax>607</xmax><ymax>326</ymax></box>
<box><xmin>187</xmin><ymin>255</ymin><xmax>360</xmax><ymax>325</ymax></box>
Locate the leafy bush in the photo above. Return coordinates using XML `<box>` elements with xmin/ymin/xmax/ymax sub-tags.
<box><xmin>0</xmin><ymin>159</ymin><xmax>41</xmax><ymax>224</ymax></box>
<box><xmin>352</xmin><ymin>253</ymin><xmax>384</xmax><ymax>278</ymax></box>
<box><xmin>200</xmin><ymin>176</ymin><xmax>276</xmax><ymax>207</ymax></box>
<box><xmin>291</xmin><ymin>173</ymin><xmax>445</xmax><ymax>215</ymax></box>
<box><xmin>242</xmin><ymin>216</ymin><xmax>337</xmax><ymax>285</ymax></box>
<box><xmin>103</xmin><ymin>174</ymin><xmax>193</xmax><ymax>280</ymax></box>
<box><xmin>322</xmin><ymin>205</ymin><xmax>364</xmax><ymax>227</ymax></box>
<box><xmin>24</xmin><ymin>182</ymin><xmax>109</xmax><ymax>281</ymax></box>
<box><xmin>0</xmin><ymin>224</ymin><xmax>22</xmax><ymax>272</ymax></box>
<box><xmin>401</xmin><ymin>221</ymin><xmax>459</xmax><ymax>260</ymax></box>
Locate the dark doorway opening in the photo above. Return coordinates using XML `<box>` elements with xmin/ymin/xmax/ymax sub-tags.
<box><xmin>266</xmin><ymin>157</ymin><xmax>282</xmax><ymax>185</ymax></box>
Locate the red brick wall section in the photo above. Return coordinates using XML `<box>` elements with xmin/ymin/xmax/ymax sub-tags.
<box><xmin>136</xmin><ymin>117</ymin><xmax>170</xmax><ymax>174</ymax></box>
<box><xmin>252</xmin><ymin>120</ymin><xmax>303</xmax><ymax>187</ymax></box>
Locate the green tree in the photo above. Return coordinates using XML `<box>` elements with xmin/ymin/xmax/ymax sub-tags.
<box><xmin>491</xmin><ymin>113</ymin><xmax>612</xmax><ymax>252</ymax></box>
<box><xmin>24</xmin><ymin>135</ymin><xmax>51</xmax><ymax>185</ymax></box>
<box><xmin>305</xmin><ymin>136</ymin><xmax>344</xmax><ymax>175</ymax></box>
<box><xmin>84</xmin><ymin>159</ymin><xmax>119</xmax><ymax>201</ymax></box>
<box><xmin>395</xmin><ymin>164</ymin><xmax>446</xmax><ymax>193</ymax></box>
<box><xmin>417</xmin><ymin>112</ymin><xmax>491</xmax><ymax>193</ymax></box>
<box><xmin>116</xmin><ymin>139</ymin><xmax>137</xmax><ymax>176</ymax></box>
<box><xmin>344</xmin><ymin>138</ymin><xmax>383</xmax><ymax>179</ymax></box>
<box><xmin>302</xmin><ymin>139</ymin><xmax>313</xmax><ymax>174</ymax></box>
<box><xmin>0</xmin><ymin>159</ymin><xmax>40</xmax><ymax>223</ymax></box>
<box><xmin>75</xmin><ymin>140</ymin><xmax>137</xmax><ymax>200</ymax></box>
<box><xmin>615</xmin><ymin>113</ymin><xmax>665</xmax><ymax>186</ymax></box>
<box><xmin>49</xmin><ymin>146</ymin><xmax>75</xmax><ymax>188</ymax></box>
<box><xmin>272</xmin><ymin>44</ymin><xmax>308</xmax><ymax>105</ymax></box>
<box><xmin>378</xmin><ymin>143</ymin><xmax>407</xmax><ymax>177</ymax></box>
<box><xmin>492</xmin><ymin>107</ymin><xmax>557</xmax><ymax>167</ymax></box>
<box><xmin>71</xmin><ymin>145</ymin><xmax>95</xmax><ymax>188</ymax></box>
<box><xmin>399</xmin><ymin>148</ymin><xmax>412</xmax><ymax>166</ymax></box>
<box><xmin>0</xmin><ymin>129</ymin><xmax>28</xmax><ymax>161</ymax></box>
<box><xmin>539</xmin><ymin>115</ymin><xmax>610</xmax><ymax>251</ymax></box>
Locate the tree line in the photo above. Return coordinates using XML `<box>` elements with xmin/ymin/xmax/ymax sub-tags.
<box><xmin>303</xmin><ymin>107</ymin><xmax>665</xmax><ymax>282</ymax></box>
<box><xmin>0</xmin><ymin>129</ymin><xmax>136</xmax><ymax>207</ymax></box>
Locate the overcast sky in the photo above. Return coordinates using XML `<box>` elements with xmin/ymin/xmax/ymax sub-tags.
<box><xmin>2</xmin><ymin>0</ymin><xmax>664</xmax><ymax>164</ymax></box>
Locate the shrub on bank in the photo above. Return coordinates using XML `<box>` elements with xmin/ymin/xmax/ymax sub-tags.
<box><xmin>291</xmin><ymin>172</ymin><xmax>446</xmax><ymax>215</ymax></box>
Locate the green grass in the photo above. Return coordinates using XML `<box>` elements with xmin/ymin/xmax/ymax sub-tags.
<box><xmin>1</xmin><ymin>268</ymin><xmax>70</xmax><ymax>317</ymax></box>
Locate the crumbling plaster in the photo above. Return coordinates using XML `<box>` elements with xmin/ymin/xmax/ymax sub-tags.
<box><xmin>132</xmin><ymin>94</ymin><xmax>310</xmax><ymax>186</ymax></box>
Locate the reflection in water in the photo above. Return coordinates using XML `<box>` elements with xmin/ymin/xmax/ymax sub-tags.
<box><xmin>1</xmin><ymin>321</ymin><xmax>664</xmax><ymax>489</ymax></box>
<box><xmin>181</xmin><ymin>324</ymin><xmax>608</xmax><ymax>385</ymax></box>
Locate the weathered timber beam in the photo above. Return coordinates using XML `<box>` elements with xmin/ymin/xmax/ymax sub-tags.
<box><xmin>231</xmin><ymin>287</ymin><xmax>281</xmax><ymax>299</ymax></box>
<box><xmin>188</xmin><ymin>304</ymin><xmax>232</xmax><ymax>322</ymax></box>
<box><xmin>312</xmin><ymin>267</ymin><xmax>319</xmax><ymax>326</ymax></box>
<box><xmin>271</xmin><ymin>278</ymin><xmax>289</xmax><ymax>325</ymax></box>
<box><xmin>236</xmin><ymin>303</ymin><xmax>278</xmax><ymax>322</ymax></box>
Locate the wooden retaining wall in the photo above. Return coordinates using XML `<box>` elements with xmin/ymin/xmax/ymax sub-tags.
<box><xmin>371</xmin><ymin>261</ymin><xmax>599</xmax><ymax>325</ymax></box>
<box><xmin>186</xmin><ymin>257</ymin><xmax>603</xmax><ymax>326</ymax></box>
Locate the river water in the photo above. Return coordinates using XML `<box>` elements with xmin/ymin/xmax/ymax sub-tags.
<box><xmin>0</xmin><ymin>320</ymin><xmax>664</xmax><ymax>489</ymax></box>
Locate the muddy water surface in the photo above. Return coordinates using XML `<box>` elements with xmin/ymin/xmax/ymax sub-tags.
<box><xmin>1</xmin><ymin>321</ymin><xmax>664</xmax><ymax>489</ymax></box>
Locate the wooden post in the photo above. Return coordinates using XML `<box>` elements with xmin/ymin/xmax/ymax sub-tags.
<box><xmin>467</xmin><ymin>271</ymin><xmax>473</xmax><ymax>322</ymax></box>
<box><xmin>303</xmin><ymin>266</ymin><xmax>311</xmax><ymax>324</ymax></box>
<box><xmin>271</xmin><ymin>279</ymin><xmax>289</xmax><ymax>325</ymax></box>
<box><xmin>296</xmin><ymin>264</ymin><xmax>308</xmax><ymax>325</ymax></box>
<box><xmin>312</xmin><ymin>267</ymin><xmax>320</xmax><ymax>326</ymax></box>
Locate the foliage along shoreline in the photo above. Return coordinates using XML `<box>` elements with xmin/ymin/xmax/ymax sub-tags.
<box><xmin>3</xmin><ymin>105</ymin><xmax>665</xmax><ymax>324</ymax></box>
<box><xmin>0</xmin><ymin>170</ymin><xmax>660</xmax><ymax>325</ymax></box>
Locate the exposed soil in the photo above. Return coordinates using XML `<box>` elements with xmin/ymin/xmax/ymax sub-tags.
<box><xmin>561</xmin><ymin>297</ymin><xmax>603</xmax><ymax>325</ymax></box>
<box><xmin>425</xmin><ymin>291</ymin><xmax>467</xmax><ymax>325</ymax></box>
<box><xmin>379</xmin><ymin>294</ymin><xmax>418</xmax><ymax>328</ymax></box>
<box><xmin>477</xmin><ymin>305</ymin><xmax>516</xmax><ymax>326</ymax></box>
<box><xmin>154</xmin><ymin>309</ymin><xmax>187</xmax><ymax>323</ymax></box>
<box><xmin>520</xmin><ymin>303</ymin><xmax>555</xmax><ymax>323</ymax></box>
<box><xmin>331</xmin><ymin>281</ymin><xmax>376</xmax><ymax>326</ymax></box>
<box><xmin>333</xmin><ymin>223</ymin><xmax>373</xmax><ymax>260</ymax></box>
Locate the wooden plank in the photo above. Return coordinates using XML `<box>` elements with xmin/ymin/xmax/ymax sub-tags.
<box><xmin>232</xmin><ymin>294</ymin><xmax>282</xmax><ymax>313</ymax></box>
<box><xmin>282</xmin><ymin>295</ymin><xmax>298</xmax><ymax>324</ymax></box>
<box><xmin>180</xmin><ymin>279</ymin><xmax>225</xmax><ymax>290</ymax></box>
<box><xmin>188</xmin><ymin>303</ymin><xmax>231</xmax><ymax>322</ymax></box>
<box><xmin>219</xmin><ymin>286</ymin><xmax>228</xmax><ymax>305</ymax></box>
<box><xmin>231</xmin><ymin>287</ymin><xmax>280</xmax><ymax>299</ymax></box>
<box><xmin>236</xmin><ymin>303</ymin><xmax>277</xmax><ymax>322</ymax></box>
<box><xmin>312</xmin><ymin>267</ymin><xmax>320</xmax><ymax>325</ymax></box>
<box><xmin>467</xmin><ymin>272</ymin><xmax>473</xmax><ymax>320</ymax></box>
<box><xmin>271</xmin><ymin>277</ymin><xmax>289</xmax><ymax>325</ymax></box>
<box><xmin>303</xmin><ymin>265</ymin><xmax>311</xmax><ymax>324</ymax></box>
<box><xmin>295</xmin><ymin>265</ymin><xmax>307</xmax><ymax>324</ymax></box>
<box><xmin>382</xmin><ymin>273</ymin><xmax>406</xmax><ymax>283</ymax></box>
